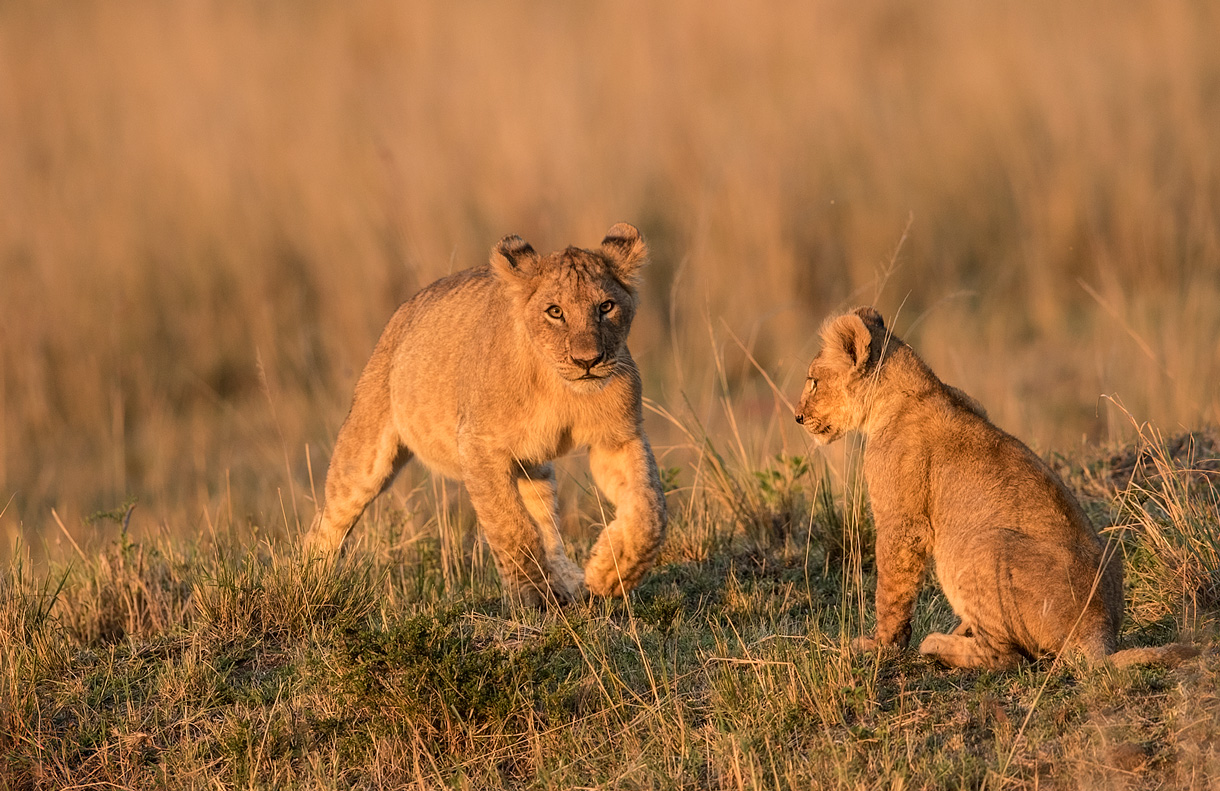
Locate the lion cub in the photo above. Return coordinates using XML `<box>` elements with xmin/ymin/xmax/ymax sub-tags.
<box><xmin>305</xmin><ymin>224</ymin><xmax>667</xmax><ymax>607</ymax></box>
<box><xmin>796</xmin><ymin>307</ymin><xmax>1193</xmax><ymax>669</ymax></box>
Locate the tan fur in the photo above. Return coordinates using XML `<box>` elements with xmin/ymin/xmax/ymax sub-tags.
<box><xmin>304</xmin><ymin>224</ymin><xmax>667</xmax><ymax>607</ymax></box>
<box><xmin>796</xmin><ymin>307</ymin><xmax>1195</xmax><ymax>669</ymax></box>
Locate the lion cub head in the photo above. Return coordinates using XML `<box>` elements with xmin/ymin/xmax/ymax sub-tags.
<box><xmin>795</xmin><ymin>306</ymin><xmax>891</xmax><ymax>444</ymax></box>
<box><xmin>490</xmin><ymin>223</ymin><xmax>647</xmax><ymax>392</ymax></box>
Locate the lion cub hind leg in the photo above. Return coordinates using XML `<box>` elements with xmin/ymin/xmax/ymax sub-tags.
<box><xmin>516</xmin><ymin>464</ymin><xmax>587</xmax><ymax>603</ymax></box>
<box><xmin>305</xmin><ymin>422</ymin><xmax>412</xmax><ymax>559</ymax></box>
<box><xmin>919</xmin><ymin>632</ymin><xmax>1022</xmax><ymax>670</ymax></box>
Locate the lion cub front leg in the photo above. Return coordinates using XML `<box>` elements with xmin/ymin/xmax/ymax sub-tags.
<box><xmin>584</xmin><ymin>434</ymin><xmax>667</xmax><ymax>597</ymax></box>
<box><xmin>853</xmin><ymin>520</ymin><xmax>928</xmax><ymax>653</ymax></box>
<box><xmin>516</xmin><ymin>464</ymin><xmax>587</xmax><ymax>601</ymax></box>
<box><xmin>458</xmin><ymin>442</ymin><xmax>570</xmax><ymax>607</ymax></box>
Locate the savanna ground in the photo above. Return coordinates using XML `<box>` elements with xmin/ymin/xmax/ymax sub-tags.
<box><xmin>2</xmin><ymin>0</ymin><xmax>1219</xmax><ymax>788</ymax></box>
<box><xmin>2</xmin><ymin>422</ymin><xmax>1219</xmax><ymax>789</ymax></box>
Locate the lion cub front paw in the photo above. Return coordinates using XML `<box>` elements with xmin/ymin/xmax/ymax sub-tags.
<box><xmin>851</xmin><ymin>635</ymin><xmax>880</xmax><ymax>653</ymax></box>
<box><xmin>583</xmin><ymin>517</ymin><xmax>661</xmax><ymax>597</ymax></box>
<box><xmin>850</xmin><ymin>635</ymin><xmax>904</xmax><ymax>654</ymax></box>
<box><xmin>549</xmin><ymin>556</ymin><xmax>589</xmax><ymax>604</ymax></box>
<box><xmin>499</xmin><ymin>560</ymin><xmax>587</xmax><ymax>609</ymax></box>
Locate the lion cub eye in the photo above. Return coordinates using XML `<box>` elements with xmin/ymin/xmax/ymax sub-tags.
<box><xmin>809</xmin><ymin>379</ymin><xmax>818</xmax><ymax>393</ymax></box>
<box><xmin>545</xmin><ymin>305</ymin><xmax>564</xmax><ymax>320</ymax></box>
<box><xmin>599</xmin><ymin>300</ymin><xmax>615</xmax><ymax>315</ymax></box>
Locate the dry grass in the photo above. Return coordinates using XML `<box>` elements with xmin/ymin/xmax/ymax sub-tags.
<box><xmin>1</xmin><ymin>0</ymin><xmax>1219</xmax><ymax>550</ymax></box>
<box><xmin>2</xmin><ymin>427</ymin><xmax>1217</xmax><ymax>790</ymax></box>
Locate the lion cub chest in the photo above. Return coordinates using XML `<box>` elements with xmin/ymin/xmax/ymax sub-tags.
<box><xmin>489</xmin><ymin>382</ymin><xmax>631</xmax><ymax>466</ymax></box>
<box><xmin>401</xmin><ymin>370</ymin><xmax>630</xmax><ymax>478</ymax></box>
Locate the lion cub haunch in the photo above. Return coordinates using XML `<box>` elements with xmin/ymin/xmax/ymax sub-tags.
<box><xmin>305</xmin><ymin>224</ymin><xmax>667</xmax><ymax>607</ymax></box>
<box><xmin>795</xmin><ymin>307</ymin><xmax>1135</xmax><ymax>669</ymax></box>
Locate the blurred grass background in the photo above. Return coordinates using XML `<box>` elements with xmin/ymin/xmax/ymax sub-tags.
<box><xmin>1</xmin><ymin>0</ymin><xmax>1218</xmax><ymax>554</ymax></box>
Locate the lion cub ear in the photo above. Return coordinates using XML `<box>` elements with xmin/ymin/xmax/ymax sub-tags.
<box><xmin>852</xmin><ymin>305</ymin><xmax>886</xmax><ymax>331</ymax></box>
<box><xmin>600</xmin><ymin>223</ymin><xmax>648</xmax><ymax>286</ymax></box>
<box><xmin>490</xmin><ymin>234</ymin><xmax>542</xmax><ymax>284</ymax></box>
<box><xmin>820</xmin><ymin>313</ymin><xmax>874</xmax><ymax>373</ymax></box>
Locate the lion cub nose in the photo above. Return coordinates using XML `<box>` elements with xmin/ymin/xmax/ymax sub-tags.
<box><xmin>571</xmin><ymin>352</ymin><xmax>605</xmax><ymax>371</ymax></box>
<box><xmin>795</xmin><ymin>414</ymin><xmax>805</xmax><ymax>425</ymax></box>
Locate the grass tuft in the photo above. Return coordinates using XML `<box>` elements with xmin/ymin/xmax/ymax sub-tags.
<box><xmin>1111</xmin><ymin>425</ymin><xmax>1220</xmax><ymax>635</ymax></box>
<box><xmin>193</xmin><ymin>551</ymin><xmax>383</xmax><ymax>644</ymax></box>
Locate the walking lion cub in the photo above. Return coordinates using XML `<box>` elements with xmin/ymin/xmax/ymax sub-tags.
<box><xmin>305</xmin><ymin>224</ymin><xmax>667</xmax><ymax>607</ymax></box>
<box><xmin>795</xmin><ymin>307</ymin><xmax>1195</xmax><ymax>669</ymax></box>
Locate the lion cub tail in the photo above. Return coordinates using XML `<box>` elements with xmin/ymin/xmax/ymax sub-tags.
<box><xmin>1108</xmin><ymin>643</ymin><xmax>1201</xmax><ymax>669</ymax></box>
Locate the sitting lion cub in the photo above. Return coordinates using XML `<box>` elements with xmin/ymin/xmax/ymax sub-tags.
<box><xmin>796</xmin><ymin>307</ymin><xmax>1194</xmax><ymax>669</ymax></box>
<box><xmin>305</xmin><ymin>224</ymin><xmax>667</xmax><ymax>607</ymax></box>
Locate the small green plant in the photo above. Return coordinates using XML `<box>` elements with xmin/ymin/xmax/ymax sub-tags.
<box><xmin>86</xmin><ymin>496</ymin><xmax>139</xmax><ymax>529</ymax></box>
<box><xmin>659</xmin><ymin>465</ymin><xmax>682</xmax><ymax>494</ymax></box>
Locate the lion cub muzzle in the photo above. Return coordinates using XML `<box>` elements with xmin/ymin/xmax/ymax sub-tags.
<box><xmin>793</xmin><ymin>408</ymin><xmax>837</xmax><ymax>444</ymax></box>
<box><xmin>570</xmin><ymin>351</ymin><xmax>605</xmax><ymax>372</ymax></box>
